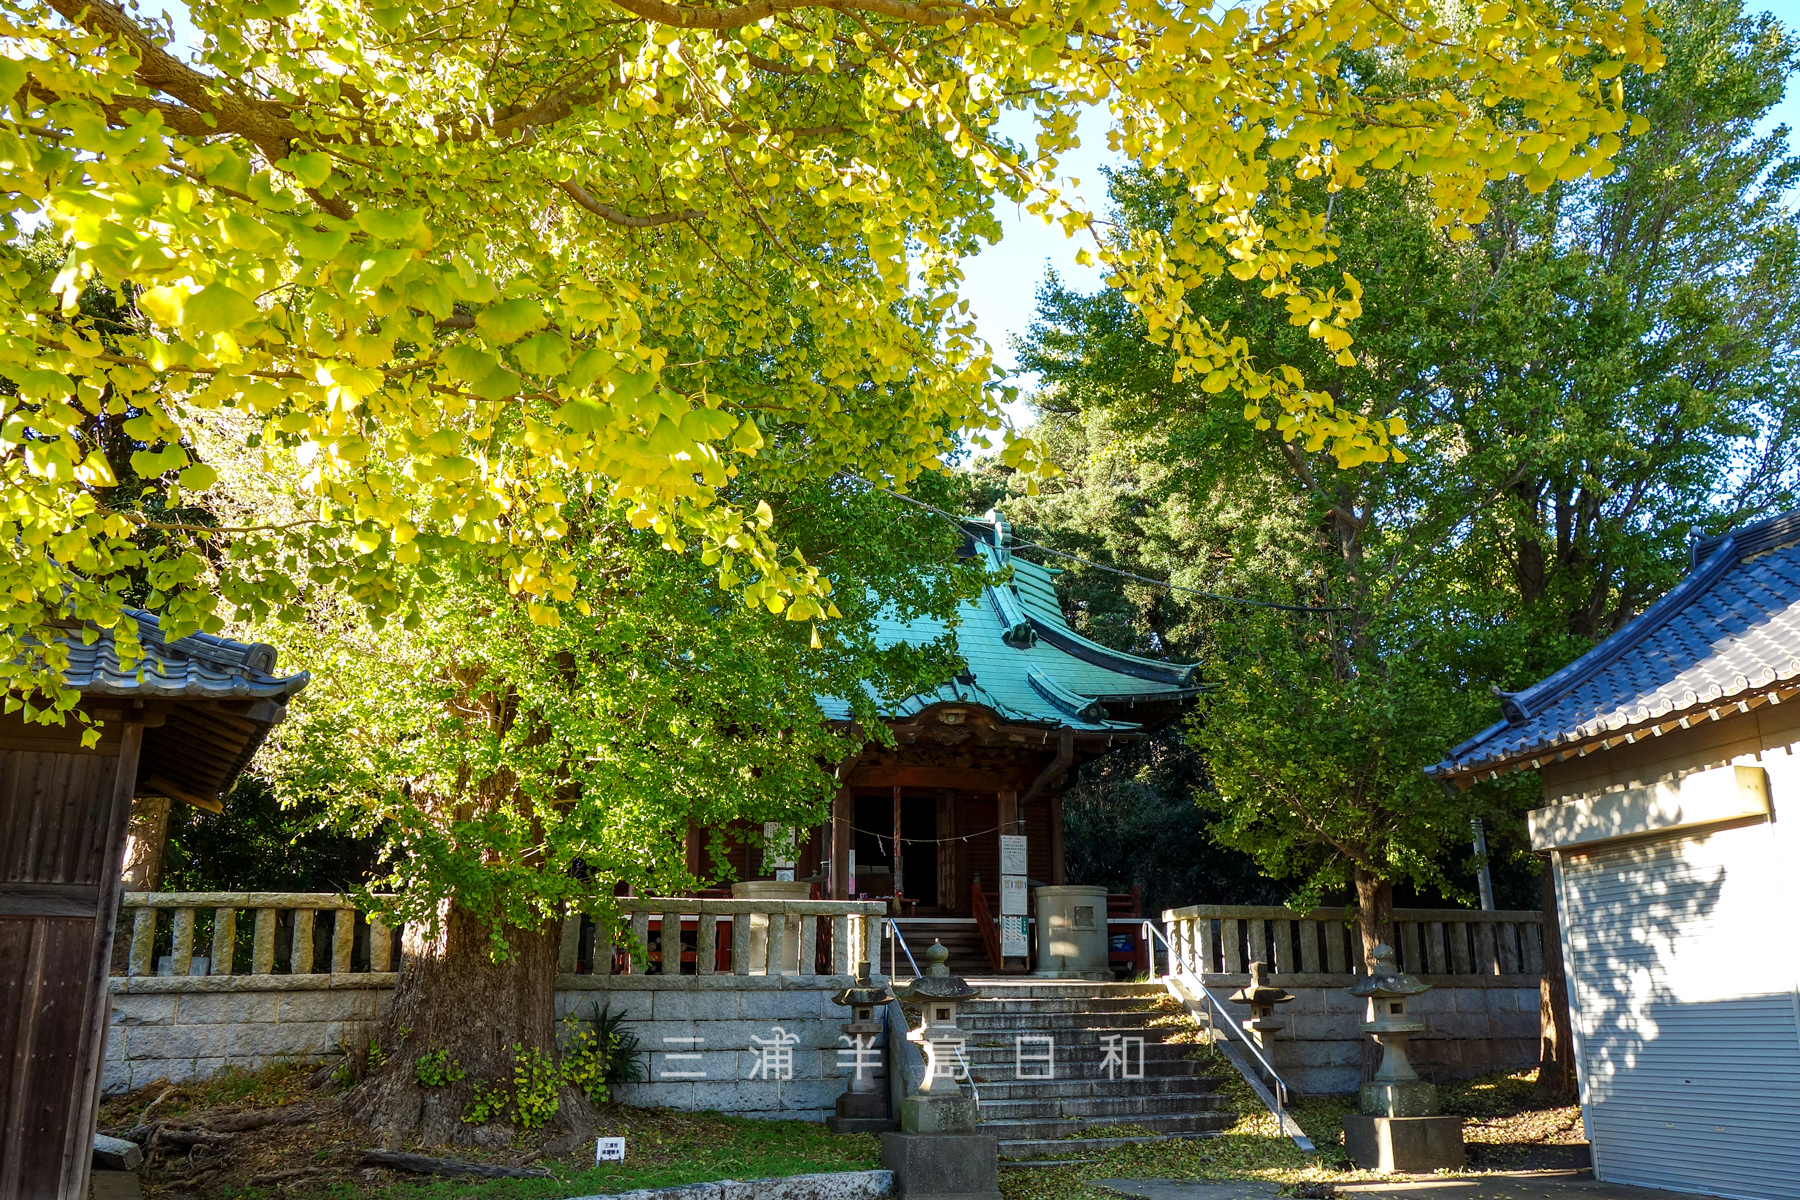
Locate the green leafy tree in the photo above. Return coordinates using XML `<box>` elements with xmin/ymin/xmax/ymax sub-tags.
<box><xmin>221</xmin><ymin>461</ymin><xmax>977</xmax><ymax>1137</ymax></box>
<box><xmin>1005</xmin><ymin>0</ymin><xmax>1800</xmax><ymax>974</ymax></box>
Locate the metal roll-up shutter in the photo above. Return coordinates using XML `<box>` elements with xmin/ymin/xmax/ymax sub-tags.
<box><xmin>1563</xmin><ymin>825</ymin><xmax>1800</xmax><ymax>1199</ymax></box>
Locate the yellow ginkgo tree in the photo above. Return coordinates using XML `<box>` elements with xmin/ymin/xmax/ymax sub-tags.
<box><xmin>2</xmin><ymin>0</ymin><xmax>1657</xmax><ymax>720</ymax></box>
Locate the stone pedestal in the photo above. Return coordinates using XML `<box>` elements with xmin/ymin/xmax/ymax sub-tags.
<box><xmin>901</xmin><ymin>1091</ymin><xmax>978</xmax><ymax>1135</ymax></box>
<box><xmin>880</xmin><ymin>1133</ymin><xmax>1001</xmax><ymax>1200</ymax></box>
<box><xmin>1342</xmin><ymin>944</ymin><xmax>1466</xmax><ymax>1172</ymax></box>
<box><xmin>828</xmin><ymin>1089</ymin><xmax>890</xmax><ymax>1134</ymax></box>
<box><xmin>1343</xmin><ymin>1114</ymin><xmax>1467</xmax><ymax>1173</ymax></box>
<box><xmin>1361</xmin><ymin>1079</ymin><xmax>1438</xmax><ymax>1118</ymax></box>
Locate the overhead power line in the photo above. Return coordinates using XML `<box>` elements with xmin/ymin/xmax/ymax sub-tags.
<box><xmin>834</xmin><ymin>471</ymin><xmax>1346</xmax><ymax>616</ymax></box>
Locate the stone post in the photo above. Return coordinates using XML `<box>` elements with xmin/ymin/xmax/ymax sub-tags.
<box><xmin>1342</xmin><ymin>944</ymin><xmax>1466</xmax><ymax>1172</ymax></box>
<box><xmin>880</xmin><ymin>942</ymin><xmax>1000</xmax><ymax>1200</ymax></box>
<box><xmin>828</xmin><ymin>961</ymin><xmax>893</xmax><ymax>1133</ymax></box>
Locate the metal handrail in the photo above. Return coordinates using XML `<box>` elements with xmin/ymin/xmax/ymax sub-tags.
<box><xmin>888</xmin><ymin>917</ymin><xmax>922</xmax><ymax>977</ymax></box>
<box><xmin>1143</xmin><ymin>920</ymin><xmax>1302</xmax><ymax>1140</ymax></box>
<box><xmin>951</xmin><ymin>1040</ymin><xmax>980</xmax><ymax>1112</ymax></box>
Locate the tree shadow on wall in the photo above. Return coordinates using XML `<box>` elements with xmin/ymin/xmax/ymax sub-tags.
<box><xmin>1560</xmin><ymin>829</ymin><xmax>1800</xmax><ymax>1197</ymax></box>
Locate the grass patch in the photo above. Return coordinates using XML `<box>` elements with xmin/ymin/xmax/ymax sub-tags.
<box><xmin>336</xmin><ymin>1112</ymin><xmax>882</xmax><ymax>1200</ymax></box>
<box><xmin>101</xmin><ymin>1066</ymin><xmax>880</xmax><ymax>1200</ymax></box>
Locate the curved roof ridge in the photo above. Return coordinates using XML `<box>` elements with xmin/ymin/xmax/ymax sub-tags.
<box><xmin>1433</xmin><ymin>505</ymin><xmax>1800</xmax><ymax>783</ymax></box>
<box><xmin>1492</xmin><ymin>536</ymin><xmax>1741</xmax><ymax>727</ymax></box>
<box><xmin>966</xmin><ymin>525</ymin><xmax>1196</xmax><ymax>688</ymax></box>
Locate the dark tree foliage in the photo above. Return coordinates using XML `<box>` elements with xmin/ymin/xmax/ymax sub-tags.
<box><xmin>162</xmin><ymin>776</ymin><xmax>382</xmax><ymax>893</ymax></box>
<box><xmin>1059</xmin><ymin>731</ymin><xmax>1285</xmax><ymax>914</ymax></box>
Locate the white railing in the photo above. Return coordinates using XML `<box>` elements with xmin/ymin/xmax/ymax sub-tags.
<box><xmin>1144</xmin><ymin>920</ymin><xmax>1312</xmax><ymax>1152</ymax></box>
<box><xmin>118</xmin><ymin>892</ymin><xmax>390</xmax><ymax>978</ymax></box>
<box><xmin>1161</xmin><ymin>903</ymin><xmax>1544</xmax><ymax>981</ymax></box>
<box><xmin>887</xmin><ymin>917</ymin><xmax>923</xmax><ymax>978</ymax></box>
<box><xmin>116</xmin><ymin>893</ymin><xmax>889</xmax><ymax>981</ymax></box>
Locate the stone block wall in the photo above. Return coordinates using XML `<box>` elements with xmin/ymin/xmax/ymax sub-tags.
<box><xmin>106</xmin><ymin>973</ymin><xmax>863</xmax><ymax>1122</ymax></box>
<box><xmin>105</xmin><ymin>974</ymin><xmax>392</xmax><ymax>1095</ymax></box>
<box><xmin>1228</xmin><ymin>979</ymin><xmax>1539</xmax><ymax>1096</ymax></box>
<box><xmin>558</xmin><ymin>977</ymin><xmax>859</xmax><ymax>1121</ymax></box>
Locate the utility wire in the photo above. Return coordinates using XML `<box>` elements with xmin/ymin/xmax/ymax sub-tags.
<box><xmin>835</xmin><ymin>471</ymin><xmax>1347</xmax><ymax>616</ymax></box>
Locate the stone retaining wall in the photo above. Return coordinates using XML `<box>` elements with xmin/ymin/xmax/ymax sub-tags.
<box><xmin>106</xmin><ymin>973</ymin><xmax>865</xmax><ymax>1122</ymax></box>
<box><xmin>1217</xmin><ymin>977</ymin><xmax>1540</xmax><ymax>1096</ymax></box>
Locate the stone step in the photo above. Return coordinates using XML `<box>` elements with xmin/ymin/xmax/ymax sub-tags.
<box><xmin>971</xmin><ymin>982</ymin><xmax>1164</xmax><ymax>997</ymax></box>
<box><xmin>996</xmin><ymin>1132</ymin><xmax>1224</xmax><ymax>1161</ymax></box>
<box><xmin>959</xmin><ymin>997</ymin><xmax>1161</xmax><ymax>1015</ymax></box>
<box><xmin>975</xmin><ymin>1093</ymin><xmax>1230</xmax><ymax>1121</ymax></box>
<box><xmin>978</xmin><ymin>1110</ymin><xmax>1235</xmax><ymax>1142</ymax></box>
<box><xmin>957</xmin><ymin>1030</ymin><xmax>1197</xmax><ymax>1053</ymax></box>
<box><xmin>959</xmin><ymin>1011</ymin><xmax>1167</xmax><ymax>1031</ymax></box>
<box><xmin>970</xmin><ymin>1075</ymin><xmax>1226</xmax><ymax>1101</ymax></box>
<box><xmin>962</xmin><ymin>1058</ymin><xmax>1209</xmax><ymax>1082</ymax></box>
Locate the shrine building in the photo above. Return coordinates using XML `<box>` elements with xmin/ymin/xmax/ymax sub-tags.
<box><xmin>694</xmin><ymin>510</ymin><xmax>1198</xmax><ymax>956</ymax></box>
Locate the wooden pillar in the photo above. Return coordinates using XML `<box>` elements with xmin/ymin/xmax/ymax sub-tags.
<box><xmin>684</xmin><ymin>821</ymin><xmax>704</xmax><ymax>882</ymax></box>
<box><xmin>936</xmin><ymin>789</ymin><xmax>957</xmax><ymax>911</ymax></box>
<box><xmin>831</xmin><ymin>786</ymin><xmax>852</xmax><ymax>900</ymax></box>
<box><xmin>892</xmin><ymin>785</ymin><xmax>904</xmax><ymax>901</ymax></box>
<box><xmin>998</xmin><ymin>786</ymin><xmax>1018</xmax><ymax>834</ymax></box>
<box><xmin>1050</xmin><ymin>790</ymin><xmax>1065</xmax><ymax>886</ymax></box>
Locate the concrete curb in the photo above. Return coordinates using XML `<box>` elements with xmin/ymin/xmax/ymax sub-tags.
<box><xmin>562</xmin><ymin>1169</ymin><xmax>893</xmax><ymax>1200</ymax></box>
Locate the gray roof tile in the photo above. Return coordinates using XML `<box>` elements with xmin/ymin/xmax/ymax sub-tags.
<box><xmin>61</xmin><ymin>610</ymin><xmax>309</xmax><ymax>702</ymax></box>
<box><xmin>1432</xmin><ymin>508</ymin><xmax>1800</xmax><ymax>781</ymax></box>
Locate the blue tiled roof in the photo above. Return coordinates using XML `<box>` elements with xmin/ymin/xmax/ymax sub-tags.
<box><xmin>63</xmin><ymin>610</ymin><xmax>310</xmax><ymax>702</ymax></box>
<box><xmin>1431</xmin><ymin>508</ymin><xmax>1800</xmax><ymax>782</ymax></box>
<box><xmin>821</xmin><ymin>512</ymin><xmax>1198</xmax><ymax>731</ymax></box>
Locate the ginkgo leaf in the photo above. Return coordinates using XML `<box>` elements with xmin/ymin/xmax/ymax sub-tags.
<box><xmin>178</xmin><ymin>463</ymin><xmax>219</xmax><ymax>492</ymax></box>
<box><xmin>130</xmin><ymin>446</ymin><xmax>190</xmax><ymax>477</ymax></box>
<box><xmin>680</xmin><ymin>408</ymin><xmax>737</xmax><ymax>441</ymax></box>
<box><xmin>135</xmin><ymin>285</ymin><xmax>189</xmax><ymax>327</ymax></box>
<box><xmin>608</xmin><ymin>368</ymin><xmax>656</xmax><ymax>404</ymax></box>
<box><xmin>184</xmin><ymin>284</ymin><xmax>258</xmax><ymax>334</ymax></box>
<box><xmin>555</xmin><ymin>398</ymin><xmax>610</xmax><ymax>434</ymax></box>
<box><xmin>515</xmin><ymin>332</ymin><xmax>570</xmax><ymax>377</ymax></box>
<box><xmin>476</xmin><ymin>298</ymin><xmax>547</xmax><ymax>341</ymax></box>
<box><xmin>645</xmin><ymin>416</ymin><xmax>688</xmax><ymax>456</ymax></box>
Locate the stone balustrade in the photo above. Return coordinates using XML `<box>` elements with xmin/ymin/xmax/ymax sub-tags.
<box><xmin>118</xmin><ymin>892</ymin><xmax>396</xmax><ymax>979</ymax></box>
<box><xmin>1160</xmin><ymin>904</ymin><xmax>1545</xmax><ymax>986</ymax></box>
<box><xmin>115</xmin><ymin>892</ymin><xmax>891</xmax><ymax>982</ymax></box>
<box><xmin>1158</xmin><ymin>905</ymin><xmax>1547</xmax><ymax>1095</ymax></box>
<box><xmin>563</xmin><ymin>898</ymin><xmax>891</xmax><ymax>980</ymax></box>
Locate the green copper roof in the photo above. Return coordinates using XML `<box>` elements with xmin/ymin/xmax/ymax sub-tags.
<box><xmin>824</xmin><ymin>511</ymin><xmax>1198</xmax><ymax>732</ymax></box>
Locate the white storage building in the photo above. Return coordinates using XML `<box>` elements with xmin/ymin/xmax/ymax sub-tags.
<box><xmin>1431</xmin><ymin>508</ymin><xmax>1800</xmax><ymax>1200</ymax></box>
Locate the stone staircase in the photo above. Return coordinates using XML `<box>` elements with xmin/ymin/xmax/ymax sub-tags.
<box><xmin>951</xmin><ymin>980</ymin><xmax>1236</xmax><ymax>1160</ymax></box>
<box><xmin>892</xmin><ymin>918</ymin><xmax>989</xmax><ymax>976</ymax></box>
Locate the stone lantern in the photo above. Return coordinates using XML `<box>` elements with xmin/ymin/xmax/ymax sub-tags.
<box><xmin>881</xmin><ymin>941</ymin><xmax>999</xmax><ymax>1200</ymax></box>
<box><xmin>1342</xmin><ymin>943</ymin><xmax>1464</xmax><ymax>1172</ymax></box>
<box><xmin>1228</xmin><ymin>961</ymin><xmax>1292</xmax><ymax>1050</ymax></box>
<box><xmin>892</xmin><ymin>942</ymin><xmax>979</xmax><ymax>1117</ymax></box>
<box><xmin>828</xmin><ymin>960</ymin><xmax>892</xmax><ymax>1134</ymax></box>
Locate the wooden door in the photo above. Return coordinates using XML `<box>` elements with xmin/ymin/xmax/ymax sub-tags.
<box><xmin>0</xmin><ymin>717</ymin><xmax>142</xmax><ymax>1200</ymax></box>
